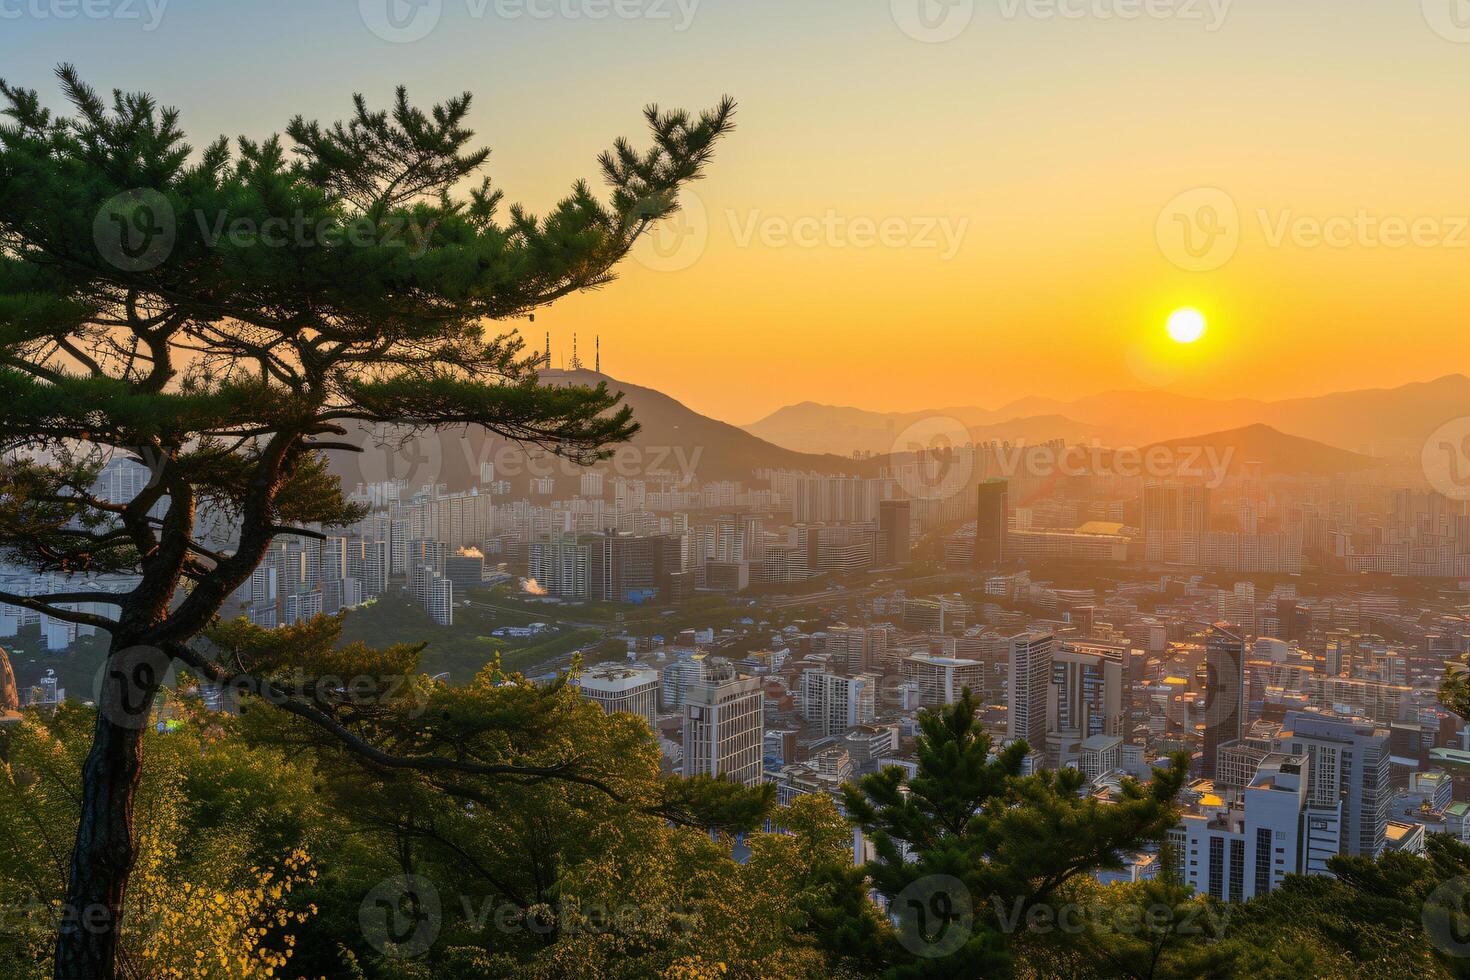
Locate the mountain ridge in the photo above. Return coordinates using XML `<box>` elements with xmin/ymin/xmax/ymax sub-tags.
<box><xmin>743</xmin><ymin>374</ymin><xmax>1470</xmax><ymax>457</ymax></box>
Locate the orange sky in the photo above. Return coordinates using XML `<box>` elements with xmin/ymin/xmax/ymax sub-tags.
<box><xmin>10</xmin><ymin>2</ymin><xmax>1470</xmax><ymax>424</ymax></box>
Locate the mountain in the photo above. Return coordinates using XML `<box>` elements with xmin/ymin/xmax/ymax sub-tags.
<box><xmin>539</xmin><ymin>370</ymin><xmax>873</xmax><ymax>483</ymax></box>
<box><xmin>1260</xmin><ymin>374</ymin><xmax>1470</xmax><ymax>456</ymax></box>
<box><xmin>1140</xmin><ymin>424</ymin><xmax>1382</xmax><ymax>479</ymax></box>
<box><xmin>747</xmin><ymin>375</ymin><xmax>1470</xmax><ymax>457</ymax></box>
<box><xmin>744</xmin><ymin>402</ymin><xmax>1000</xmax><ymax>456</ymax></box>
<box><xmin>992</xmin><ymin>390</ymin><xmax>1268</xmax><ymax>446</ymax></box>
<box><xmin>328</xmin><ymin>369</ymin><xmax>873</xmax><ymax>495</ymax></box>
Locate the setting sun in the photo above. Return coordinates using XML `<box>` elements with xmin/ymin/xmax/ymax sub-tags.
<box><xmin>1166</xmin><ymin>308</ymin><xmax>1207</xmax><ymax>344</ymax></box>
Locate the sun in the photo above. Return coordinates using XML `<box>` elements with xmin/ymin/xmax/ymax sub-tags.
<box><xmin>1166</xmin><ymin>308</ymin><xmax>1206</xmax><ymax>344</ymax></box>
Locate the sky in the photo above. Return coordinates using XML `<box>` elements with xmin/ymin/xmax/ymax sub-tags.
<box><xmin>5</xmin><ymin>0</ymin><xmax>1470</xmax><ymax>423</ymax></box>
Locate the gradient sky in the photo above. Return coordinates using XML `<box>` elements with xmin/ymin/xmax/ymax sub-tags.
<box><xmin>6</xmin><ymin>0</ymin><xmax>1470</xmax><ymax>422</ymax></box>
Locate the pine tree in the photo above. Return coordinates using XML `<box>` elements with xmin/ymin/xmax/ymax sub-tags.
<box><xmin>841</xmin><ymin>688</ymin><xmax>1189</xmax><ymax>977</ymax></box>
<box><xmin>0</xmin><ymin>65</ymin><xmax>735</xmax><ymax>979</ymax></box>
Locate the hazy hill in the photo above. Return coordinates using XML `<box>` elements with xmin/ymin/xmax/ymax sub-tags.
<box><xmin>329</xmin><ymin>370</ymin><xmax>873</xmax><ymax>494</ymax></box>
<box><xmin>1140</xmin><ymin>424</ymin><xmax>1382</xmax><ymax>478</ymax></box>
<box><xmin>744</xmin><ymin>401</ymin><xmax>1000</xmax><ymax>455</ymax></box>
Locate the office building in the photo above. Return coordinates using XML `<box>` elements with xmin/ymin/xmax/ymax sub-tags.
<box><xmin>682</xmin><ymin>661</ymin><xmax>764</xmax><ymax>788</ymax></box>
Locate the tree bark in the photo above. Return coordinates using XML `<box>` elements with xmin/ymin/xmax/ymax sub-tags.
<box><xmin>52</xmin><ymin>641</ymin><xmax>158</xmax><ymax>980</ymax></box>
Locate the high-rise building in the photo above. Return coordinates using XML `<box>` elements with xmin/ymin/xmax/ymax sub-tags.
<box><xmin>1202</xmin><ymin>624</ymin><xmax>1246</xmax><ymax>778</ymax></box>
<box><xmin>1142</xmin><ymin>484</ymin><xmax>1210</xmax><ymax>564</ymax></box>
<box><xmin>877</xmin><ymin>499</ymin><xmax>912</xmax><ymax>566</ymax></box>
<box><xmin>975</xmin><ymin>479</ymin><xmax>1009</xmax><ymax>566</ymax></box>
<box><xmin>799</xmin><ymin>670</ymin><xmax>877</xmax><ymax>738</ymax></box>
<box><xmin>577</xmin><ymin>663</ymin><xmax>660</xmax><ymax>731</ymax></box>
<box><xmin>1272</xmin><ymin>711</ymin><xmax>1391</xmax><ymax>858</ymax></box>
<box><xmin>1008</xmin><ymin>632</ymin><xmax>1054</xmax><ymax>762</ymax></box>
<box><xmin>1051</xmin><ymin>643</ymin><xmax>1124</xmax><ymax>744</ymax></box>
<box><xmin>588</xmin><ymin>531</ymin><xmax>682</xmax><ymax>601</ymax></box>
<box><xmin>901</xmin><ymin>653</ymin><xmax>985</xmax><ymax>708</ymax></box>
<box><xmin>528</xmin><ymin>536</ymin><xmax>591</xmax><ymax>598</ymax></box>
<box><xmin>682</xmin><ymin>661</ymin><xmax>764</xmax><ymax>788</ymax></box>
<box><xmin>1171</xmin><ymin>752</ymin><xmax>1340</xmax><ymax>902</ymax></box>
<box><xmin>824</xmin><ymin>624</ymin><xmax>889</xmax><ymax>673</ymax></box>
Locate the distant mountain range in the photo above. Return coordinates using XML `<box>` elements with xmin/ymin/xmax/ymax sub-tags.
<box><xmin>744</xmin><ymin>374</ymin><xmax>1470</xmax><ymax>459</ymax></box>
<box><xmin>327</xmin><ymin>370</ymin><xmax>1419</xmax><ymax>494</ymax></box>
<box><xmin>1140</xmin><ymin>424</ymin><xmax>1382</xmax><ymax>479</ymax></box>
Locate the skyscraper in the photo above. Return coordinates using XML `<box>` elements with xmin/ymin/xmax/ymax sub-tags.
<box><xmin>799</xmin><ymin>670</ymin><xmax>877</xmax><ymax>738</ymax></box>
<box><xmin>1202</xmin><ymin>623</ymin><xmax>1246</xmax><ymax>778</ymax></box>
<box><xmin>1008</xmin><ymin>632</ymin><xmax>1054</xmax><ymax>764</ymax></box>
<box><xmin>1273</xmin><ymin>711</ymin><xmax>1391</xmax><ymax>858</ymax></box>
<box><xmin>577</xmin><ymin>663</ymin><xmax>660</xmax><ymax>731</ymax></box>
<box><xmin>682</xmin><ymin>661</ymin><xmax>764</xmax><ymax>788</ymax></box>
<box><xmin>975</xmin><ymin>479</ymin><xmax>1009</xmax><ymax>566</ymax></box>
<box><xmin>877</xmin><ymin>498</ymin><xmax>912</xmax><ymax>566</ymax></box>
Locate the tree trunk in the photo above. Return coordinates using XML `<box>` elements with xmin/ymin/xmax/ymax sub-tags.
<box><xmin>52</xmin><ymin>642</ymin><xmax>159</xmax><ymax>980</ymax></box>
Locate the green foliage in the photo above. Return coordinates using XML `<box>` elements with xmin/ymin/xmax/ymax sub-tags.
<box><xmin>0</xmin><ymin>706</ymin><xmax>323</xmax><ymax>977</ymax></box>
<box><xmin>840</xmin><ymin>688</ymin><xmax>1189</xmax><ymax>977</ymax></box>
<box><xmin>1219</xmin><ymin>833</ymin><xmax>1470</xmax><ymax>979</ymax></box>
